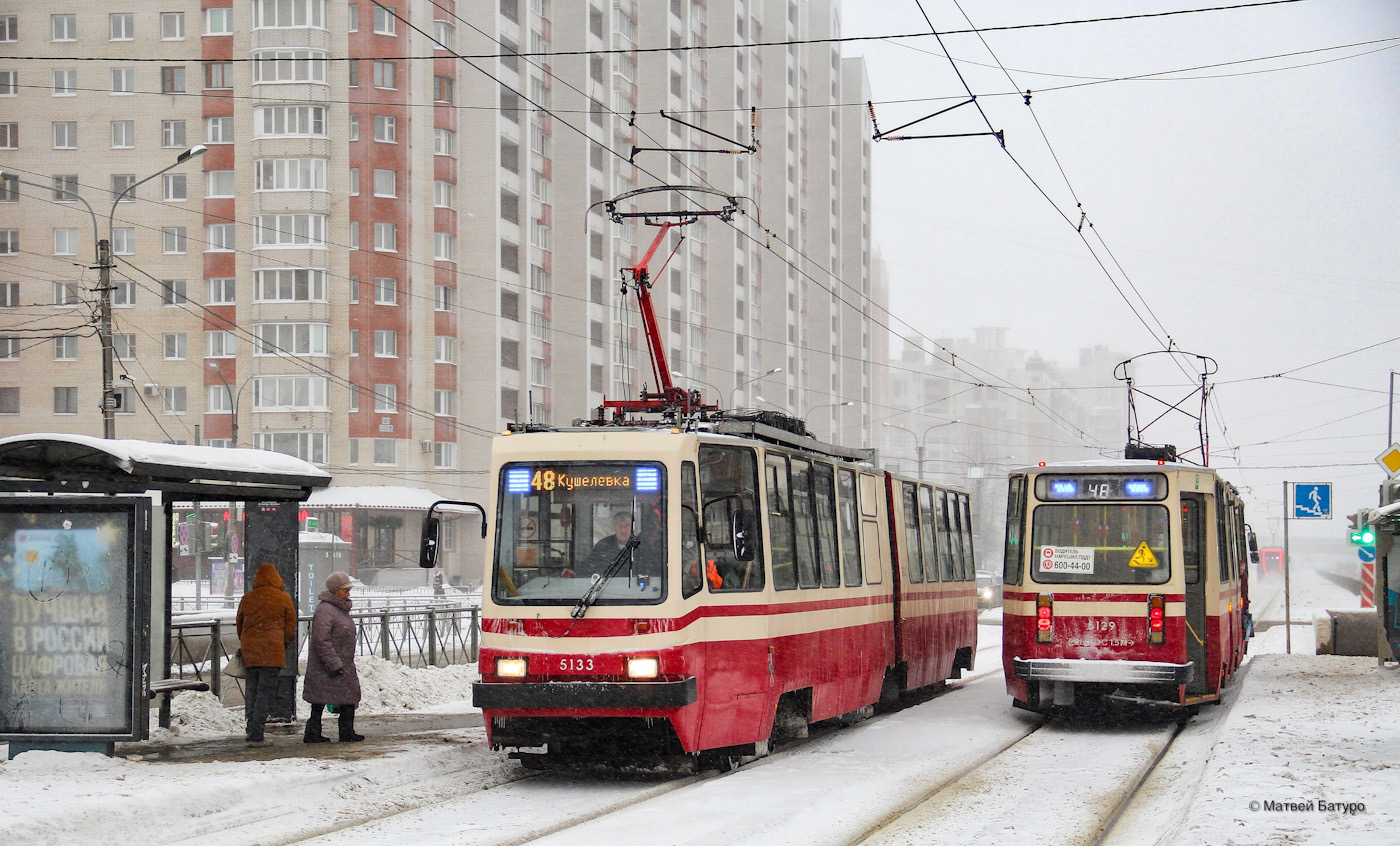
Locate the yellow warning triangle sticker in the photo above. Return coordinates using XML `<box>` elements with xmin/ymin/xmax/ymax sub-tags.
<box><xmin>1129</xmin><ymin>542</ymin><xmax>1158</xmax><ymax>568</ymax></box>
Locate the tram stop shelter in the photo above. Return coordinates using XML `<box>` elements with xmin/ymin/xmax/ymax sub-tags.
<box><xmin>0</xmin><ymin>434</ymin><xmax>330</xmax><ymax>756</ymax></box>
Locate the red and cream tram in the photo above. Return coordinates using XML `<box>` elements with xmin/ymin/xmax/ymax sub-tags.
<box><xmin>452</xmin><ymin>418</ymin><xmax>978</xmax><ymax>768</ymax></box>
<box><xmin>1001</xmin><ymin>460</ymin><xmax>1255</xmax><ymax>713</ymax></box>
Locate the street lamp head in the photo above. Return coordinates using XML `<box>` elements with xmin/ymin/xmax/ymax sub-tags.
<box><xmin>0</xmin><ymin>171</ymin><xmax>15</xmax><ymax>182</ymax></box>
<box><xmin>177</xmin><ymin>145</ymin><xmax>208</xmax><ymax>163</ymax></box>
<box><xmin>769</xmin><ymin>367</ymin><xmax>783</xmax><ymax>375</ymax></box>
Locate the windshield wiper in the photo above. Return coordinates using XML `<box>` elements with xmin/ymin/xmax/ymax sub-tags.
<box><xmin>571</xmin><ymin>536</ymin><xmax>640</xmax><ymax>619</ymax></box>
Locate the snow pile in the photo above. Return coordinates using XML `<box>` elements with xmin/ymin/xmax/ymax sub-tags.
<box><xmin>301</xmin><ymin>654</ymin><xmax>478</xmax><ymax>716</ymax></box>
<box><xmin>147</xmin><ymin>690</ymin><xmax>245</xmax><ymax>742</ymax></box>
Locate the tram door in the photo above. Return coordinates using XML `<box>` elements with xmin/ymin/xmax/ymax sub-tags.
<box><xmin>1180</xmin><ymin>493</ymin><xmax>1209</xmax><ymax>695</ymax></box>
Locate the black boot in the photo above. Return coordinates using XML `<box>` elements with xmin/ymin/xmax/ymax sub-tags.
<box><xmin>304</xmin><ymin>703</ymin><xmax>331</xmax><ymax>743</ymax></box>
<box><xmin>338</xmin><ymin>704</ymin><xmax>365</xmax><ymax>742</ymax></box>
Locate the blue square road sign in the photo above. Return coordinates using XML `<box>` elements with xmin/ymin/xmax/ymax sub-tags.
<box><xmin>1292</xmin><ymin>483</ymin><xmax>1331</xmax><ymax>519</ymax></box>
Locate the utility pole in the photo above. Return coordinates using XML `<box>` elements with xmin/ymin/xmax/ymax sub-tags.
<box><xmin>97</xmin><ymin>238</ymin><xmax>115</xmax><ymax>439</ymax></box>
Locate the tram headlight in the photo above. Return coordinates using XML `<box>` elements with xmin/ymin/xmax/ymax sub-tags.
<box><xmin>627</xmin><ymin>656</ymin><xmax>660</xmax><ymax>679</ymax></box>
<box><xmin>496</xmin><ymin>657</ymin><xmax>528</xmax><ymax>678</ymax></box>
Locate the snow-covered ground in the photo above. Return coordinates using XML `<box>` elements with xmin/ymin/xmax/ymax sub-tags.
<box><xmin>1</xmin><ymin>563</ymin><xmax>1395</xmax><ymax>846</ymax></box>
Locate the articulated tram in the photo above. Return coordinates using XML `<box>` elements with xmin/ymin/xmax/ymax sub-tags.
<box><xmin>463</xmin><ymin>418</ymin><xmax>978</xmax><ymax>769</ymax></box>
<box><xmin>1002</xmin><ymin>460</ymin><xmax>1256</xmax><ymax>713</ymax></box>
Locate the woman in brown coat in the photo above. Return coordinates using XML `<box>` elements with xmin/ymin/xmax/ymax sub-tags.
<box><xmin>236</xmin><ymin>562</ymin><xmax>297</xmax><ymax>745</ymax></box>
<box><xmin>302</xmin><ymin>571</ymin><xmax>364</xmax><ymax>742</ymax></box>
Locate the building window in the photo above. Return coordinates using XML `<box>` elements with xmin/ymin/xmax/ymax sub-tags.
<box><xmin>434</xmin><ymin>336</ymin><xmax>455</xmax><ymax>363</ymax></box>
<box><xmin>207</xmin><ymin>330</ymin><xmax>236</xmax><ymax>357</ymax></box>
<box><xmin>164</xmin><ymin>174</ymin><xmax>188</xmax><ymax>202</ymax></box>
<box><xmin>255</xmin><ymin>268</ymin><xmax>326</xmax><ymax>302</ymax></box>
<box><xmin>434</xmin><ymin>285</ymin><xmax>455</xmax><ymax>311</ymax></box>
<box><xmin>348</xmin><ymin>329</ymin><xmax>359</xmax><ymax>357</ymax></box>
<box><xmin>162</xmin><ymin>120</ymin><xmax>187</xmax><ymax>148</ymax></box>
<box><xmin>254</xmin><ymin>431</ymin><xmax>327</xmax><ymax>464</ymax></box>
<box><xmin>349</xmin><ymin>114</ymin><xmax>359</xmax><ymax>142</ymax></box>
<box><xmin>373</xmin><ymin>438</ymin><xmax>397</xmax><ymax>466</ymax></box>
<box><xmin>348</xmin><ymin>59</ymin><xmax>359</xmax><ymax>87</ymax></box>
<box><xmin>253</xmin><ymin>0</ymin><xmax>326</xmax><ymax>29</ymax></box>
<box><xmin>0</xmin><ymin>387</ymin><xmax>17</xmax><ymax>414</ymax></box>
<box><xmin>207</xmin><ymin>170</ymin><xmax>235</xmax><ymax>198</ymax></box>
<box><xmin>500</xmin><ymin>338</ymin><xmax>518</xmax><ymax>370</ymax></box>
<box><xmin>111</xmin><ymin>227</ymin><xmax>135</xmax><ymax>254</ymax></box>
<box><xmin>254</xmin><ymin>322</ymin><xmax>328</xmax><ymax>356</ymax></box>
<box><xmin>373</xmin><ymin>276</ymin><xmax>397</xmax><ymax>304</ymax></box>
<box><xmin>112</xmin><ymin>280</ymin><xmax>135</xmax><ymax>306</ymax></box>
<box><xmin>373</xmin><ymin>223</ymin><xmax>396</xmax><ymax>252</ymax></box>
<box><xmin>252</xmin><ymin>49</ymin><xmax>327</xmax><ymax>84</ymax></box>
<box><xmin>0</xmin><ymin>71</ymin><xmax>15</xmax><ymax>97</ymax></box>
<box><xmin>434</xmin><ymin>389</ymin><xmax>456</xmax><ymax>417</ymax></box>
<box><xmin>206</xmin><ymin>8</ymin><xmax>234</xmax><ymax>36</ymax></box>
<box><xmin>373</xmin><ymin>5</ymin><xmax>396</xmax><ymax>34</ymax></box>
<box><xmin>53</xmin><ymin>335</ymin><xmax>78</xmax><ymax>361</ymax></box>
<box><xmin>113</xmin><ymin>334</ymin><xmax>135</xmax><ymax>360</ymax></box>
<box><xmin>111</xmin><ymin>120</ymin><xmax>135</xmax><ymax>148</ymax></box>
<box><xmin>162</xmin><ymin>333</ymin><xmax>187</xmax><ymax>360</ymax></box>
<box><xmin>0</xmin><ymin>15</ymin><xmax>15</xmax><ymax>42</ymax></box>
<box><xmin>373</xmin><ymin>115</ymin><xmax>396</xmax><ymax>143</ymax></box>
<box><xmin>163</xmin><ymin>227</ymin><xmax>187</xmax><ymax>254</ymax></box>
<box><xmin>52</xmin><ymin>175</ymin><xmax>78</xmax><ymax>202</ymax></box>
<box><xmin>373</xmin><ymin>384</ymin><xmax>397</xmax><ymax>413</ymax></box>
<box><xmin>373</xmin><ymin>60</ymin><xmax>396</xmax><ymax>89</ymax></box>
<box><xmin>110</xmin><ymin>68</ymin><xmax>133</xmax><ymax>94</ymax></box>
<box><xmin>433</xmin><ymin>442</ymin><xmax>456</xmax><ymax>469</ymax></box>
<box><xmin>162</xmin><ymin>386</ymin><xmax>187</xmax><ymax>415</ymax></box>
<box><xmin>254</xmin><ymin>375</ymin><xmax>329</xmax><ymax>411</ymax></box>
<box><xmin>161</xmin><ymin>12</ymin><xmax>185</xmax><ymax>39</ymax></box>
<box><xmin>433</xmin><ymin>75</ymin><xmax>454</xmax><ymax>104</ymax></box>
<box><xmin>372</xmin><ymin>168</ymin><xmax>396</xmax><ymax>197</ymax></box>
<box><xmin>205</xmin><ymin>62</ymin><xmax>233</xmax><ymax>90</ymax></box>
<box><xmin>53</xmin><ymin>281</ymin><xmax>81</xmax><ymax>306</ymax></box>
<box><xmin>373</xmin><ymin>329</ymin><xmax>398</xmax><ymax>357</ymax></box>
<box><xmin>206</xmin><ymin>116</ymin><xmax>234</xmax><ymax>144</ymax></box>
<box><xmin>52</xmin><ymin>228</ymin><xmax>78</xmax><ymax>256</ymax></box>
<box><xmin>207</xmin><ymin>277</ymin><xmax>236</xmax><ymax>304</ymax></box>
<box><xmin>255</xmin><ymin>157</ymin><xmax>327</xmax><ymax>191</ymax></box>
<box><xmin>0</xmin><ymin>122</ymin><xmax>16</xmax><ymax>149</ymax></box>
<box><xmin>161</xmin><ymin>66</ymin><xmax>186</xmax><ymax>94</ymax></box>
<box><xmin>54</xmin><ymin>387</ymin><xmax>79</xmax><ymax>414</ymax></box>
<box><xmin>161</xmin><ymin>279</ymin><xmax>188</xmax><ymax>305</ymax></box>
<box><xmin>501</xmin><ymin>242</ymin><xmax>519</xmax><ymax>273</ymax></box>
<box><xmin>206</xmin><ymin>223</ymin><xmax>235</xmax><ymax>251</ymax></box>
<box><xmin>254</xmin><ymin>213</ymin><xmax>327</xmax><ymax>247</ymax></box>
<box><xmin>434</xmin><ymin>20</ymin><xmax>455</xmax><ymax>49</ymax></box>
<box><xmin>0</xmin><ymin>282</ymin><xmax>17</xmax><ymax>307</ymax></box>
<box><xmin>255</xmin><ymin>105</ymin><xmax>327</xmax><ymax>137</ymax></box>
<box><xmin>0</xmin><ymin>230</ymin><xmax>17</xmax><ymax>255</ymax></box>
<box><xmin>434</xmin><ymin>233</ymin><xmax>455</xmax><ymax>262</ymax></box>
<box><xmin>434</xmin><ymin>128</ymin><xmax>455</xmax><ymax>156</ymax></box>
<box><xmin>434</xmin><ymin>180</ymin><xmax>455</xmax><ymax>208</ymax></box>
<box><xmin>52</xmin><ymin>14</ymin><xmax>77</xmax><ymax>41</ymax></box>
<box><xmin>0</xmin><ymin>338</ymin><xmax>19</xmax><ymax>360</ymax></box>
<box><xmin>52</xmin><ymin>122</ymin><xmax>77</xmax><ymax>150</ymax></box>
<box><xmin>52</xmin><ymin>69</ymin><xmax>77</xmax><ymax>96</ymax></box>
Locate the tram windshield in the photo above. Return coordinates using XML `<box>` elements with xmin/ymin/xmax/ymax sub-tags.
<box><xmin>1030</xmin><ymin>504</ymin><xmax>1171</xmax><ymax>585</ymax></box>
<box><xmin>492</xmin><ymin>461</ymin><xmax>667</xmax><ymax>605</ymax></box>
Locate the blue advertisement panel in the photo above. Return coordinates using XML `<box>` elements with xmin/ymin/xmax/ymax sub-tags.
<box><xmin>0</xmin><ymin>498</ymin><xmax>148</xmax><ymax>740</ymax></box>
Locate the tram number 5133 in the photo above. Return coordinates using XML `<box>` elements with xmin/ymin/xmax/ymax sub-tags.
<box><xmin>559</xmin><ymin>657</ymin><xmax>596</xmax><ymax>672</ymax></box>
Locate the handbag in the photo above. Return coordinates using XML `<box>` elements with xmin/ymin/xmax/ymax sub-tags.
<box><xmin>223</xmin><ymin>648</ymin><xmax>246</xmax><ymax>679</ymax></box>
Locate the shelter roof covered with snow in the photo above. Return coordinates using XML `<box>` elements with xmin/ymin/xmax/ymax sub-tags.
<box><xmin>304</xmin><ymin>485</ymin><xmax>444</xmax><ymax>510</ymax></box>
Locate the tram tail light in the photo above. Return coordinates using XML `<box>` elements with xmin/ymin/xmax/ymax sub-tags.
<box><xmin>1148</xmin><ymin>594</ymin><xmax>1166</xmax><ymax>646</ymax></box>
<box><xmin>1035</xmin><ymin>595</ymin><xmax>1054</xmax><ymax>644</ymax></box>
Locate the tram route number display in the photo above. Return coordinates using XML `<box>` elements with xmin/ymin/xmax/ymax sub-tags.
<box><xmin>1039</xmin><ymin>545</ymin><xmax>1095</xmax><ymax>575</ymax></box>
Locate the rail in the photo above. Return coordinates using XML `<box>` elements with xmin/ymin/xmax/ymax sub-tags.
<box><xmin>164</xmin><ymin>604</ymin><xmax>481</xmax><ymax>705</ymax></box>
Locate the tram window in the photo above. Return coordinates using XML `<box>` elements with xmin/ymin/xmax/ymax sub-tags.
<box><xmin>791</xmin><ymin>458</ymin><xmax>821</xmax><ymax>588</ymax></box>
<box><xmin>935</xmin><ymin>488</ymin><xmax>954</xmax><ymax>582</ymax></box>
<box><xmin>858</xmin><ymin>473</ymin><xmax>879</xmax><ymax>518</ymax></box>
<box><xmin>681</xmin><ymin>461</ymin><xmax>702</xmax><ymax>598</ymax></box>
<box><xmin>1004</xmin><ymin>476</ymin><xmax>1027</xmax><ymax>586</ymax></box>
<box><xmin>919</xmin><ymin>485</ymin><xmax>940</xmax><ymax>582</ymax></box>
<box><xmin>700</xmin><ymin>446</ymin><xmax>764</xmax><ymax>592</ymax></box>
<box><xmin>902</xmin><ymin>482</ymin><xmax>924</xmax><ymax>583</ymax></box>
<box><xmin>1215</xmin><ymin>490</ymin><xmax>1231</xmax><ymax>584</ymax></box>
<box><xmin>765</xmin><ymin>454</ymin><xmax>797</xmax><ymax>590</ymax></box>
<box><xmin>1181</xmin><ymin>494</ymin><xmax>1204</xmax><ymax>585</ymax></box>
<box><xmin>1031</xmin><ymin>504</ymin><xmax>1171</xmax><ymax>585</ymax></box>
<box><xmin>837</xmin><ymin>468</ymin><xmax>863</xmax><ymax>586</ymax></box>
<box><xmin>813</xmin><ymin>463</ymin><xmax>840</xmax><ymax>588</ymax></box>
<box><xmin>959</xmin><ymin>493</ymin><xmax>976</xmax><ymax>582</ymax></box>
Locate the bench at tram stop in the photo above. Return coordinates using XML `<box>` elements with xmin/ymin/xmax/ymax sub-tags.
<box><xmin>149</xmin><ymin>677</ymin><xmax>212</xmax><ymax>729</ymax></box>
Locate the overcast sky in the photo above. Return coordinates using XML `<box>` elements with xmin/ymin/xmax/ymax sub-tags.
<box><xmin>841</xmin><ymin>0</ymin><xmax>1399</xmax><ymax>544</ymax></box>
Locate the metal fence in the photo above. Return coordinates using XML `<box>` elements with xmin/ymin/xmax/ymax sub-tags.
<box><xmin>165</xmin><ymin>604</ymin><xmax>480</xmax><ymax>704</ymax></box>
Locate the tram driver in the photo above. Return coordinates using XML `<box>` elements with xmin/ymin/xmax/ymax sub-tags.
<box><xmin>562</xmin><ymin>510</ymin><xmax>662</xmax><ymax>580</ymax></box>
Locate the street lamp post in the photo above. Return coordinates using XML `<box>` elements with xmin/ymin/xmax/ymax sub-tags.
<box><xmin>1</xmin><ymin>144</ymin><xmax>206</xmax><ymax>438</ymax></box>
<box><xmin>206</xmin><ymin>361</ymin><xmax>250</xmax><ymax>446</ymax></box>
<box><xmin>731</xmin><ymin>367</ymin><xmax>782</xmax><ymax>409</ymax></box>
<box><xmin>671</xmin><ymin>370</ymin><xmax>722</xmax><ymax>406</ymax></box>
<box><xmin>807</xmin><ymin>400</ymin><xmax>855</xmax><ymax>441</ymax></box>
<box><xmin>883</xmin><ymin>419</ymin><xmax>959</xmax><ymax>481</ymax></box>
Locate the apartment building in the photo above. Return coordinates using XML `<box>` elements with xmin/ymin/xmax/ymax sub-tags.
<box><xmin>0</xmin><ymin>1</ymin><xmax>879</xmax><ymax>576</ymax></box>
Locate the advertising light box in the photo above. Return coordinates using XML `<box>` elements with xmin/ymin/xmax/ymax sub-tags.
<box><xmin>0</xmin><ymin>497</ymin><xmax>150</xmax><ymax>741</ymax></box>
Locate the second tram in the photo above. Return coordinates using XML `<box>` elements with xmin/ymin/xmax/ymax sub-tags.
<box><xmin>457</xmin><ymin>418</ymin><xmax>978</xmax><ymax>768</ymax></box>
<box><xmin>1002</xmin><ymin>460</ymin><xmax>1256</xmax><ymax>712</ymax></box>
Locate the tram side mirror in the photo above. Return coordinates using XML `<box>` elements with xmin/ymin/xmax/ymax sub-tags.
<box><xmin>1247</xmin><ymin>528</ymin><xmax>1260</xmax><ymax>564</ymax></box>
<box><xmin>732</xmin><ymin>508</ymin><xmax>756</xmax><ymax>562</ymax></box>
<box><xmin>419</xmin><ymin>515</ymin><xmax>441</xmax><ymax>569</ymax></box>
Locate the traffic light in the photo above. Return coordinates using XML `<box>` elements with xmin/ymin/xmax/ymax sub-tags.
<box><xmin>207</xmin><ymin>520</ymin><xmax>225</xmax><ymax>555</ymax></box>
<box><xmin>1348</xmin><ymin>511</ymin><xmax>1375</xmax><ymax>545</ymax></box>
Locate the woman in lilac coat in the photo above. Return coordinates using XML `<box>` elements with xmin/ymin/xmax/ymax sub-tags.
<box><xmin>302</xmin><ymin>572</ymin><xmax>364</xmax><ymax>743</ymax></box>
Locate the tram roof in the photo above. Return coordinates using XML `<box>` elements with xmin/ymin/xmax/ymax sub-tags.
<box><xmin>1015</xmin><ymin>458</ymin><xmax>1217</xmax><ymax>475</ymax></box>
<box><xmin>505</xmin><ymin>419</ymin><xmax>878</xmax><ymax>465</ymax></box>
<box><xmin>0</xmin><ymin>433</ymin><xmax>330</xmax><ymax>500</ymax></box>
